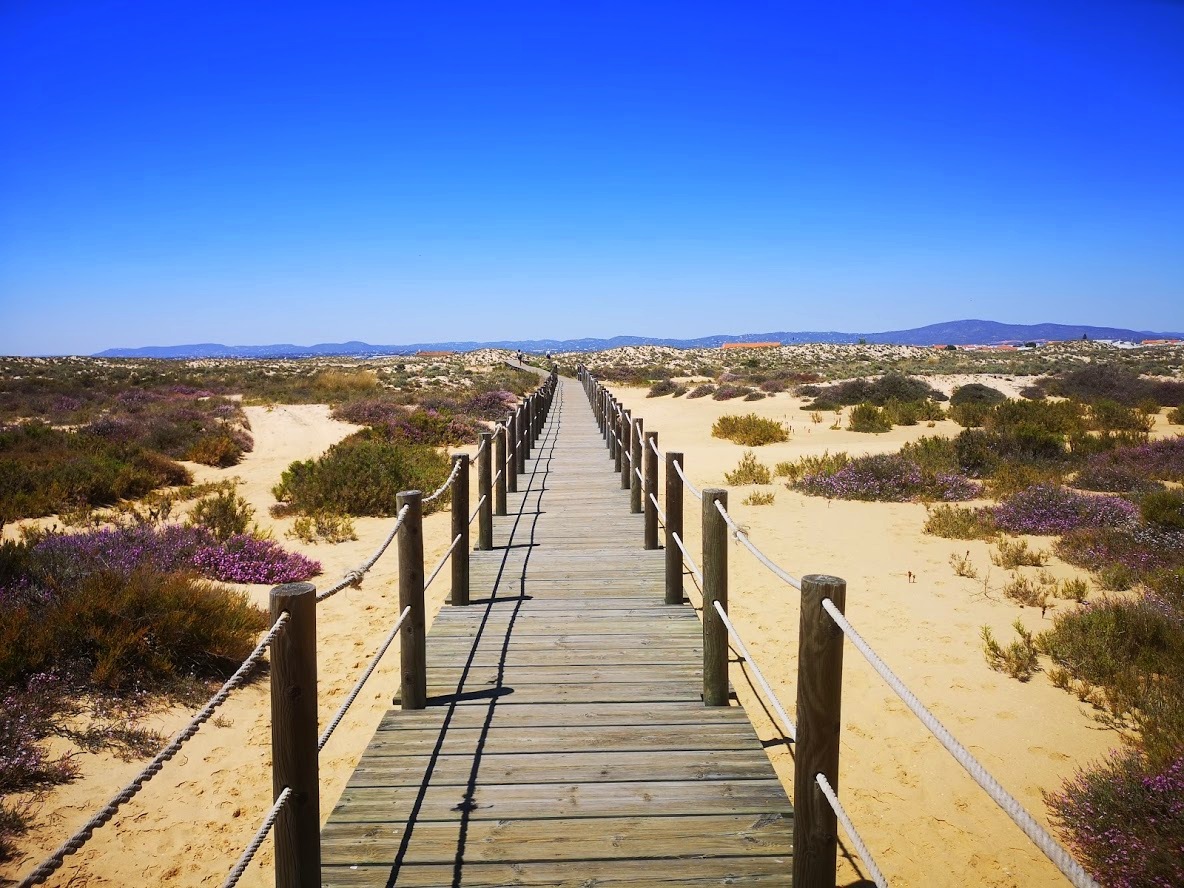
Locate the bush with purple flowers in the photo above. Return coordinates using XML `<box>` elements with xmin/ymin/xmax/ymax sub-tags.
<box><xmin>1046</xmin><ymin>750</ymin><xmax>1184</xmax><ymax>888</ymax></box>
<box><xmin>794</xmin><ymin>453</ymin><xmax>977</xmax><ymax>502</ymax></box>
<box><xmin>992</xmin><ymin>484</ymin><xmax>1139</xmax><ymax>535</ymax></box>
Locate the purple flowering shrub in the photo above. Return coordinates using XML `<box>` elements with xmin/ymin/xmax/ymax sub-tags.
<box><xmin>794</xmin><ymin>453</ymin><xmax>977</xmax><ymax>502</ymax></box>
<box><xmin>1046</xmin><ymin>751</ymin><xmax>1184</xmax><ymax>888</ymax></box>
<box><xmin>992</xmin><ymin>485</ymin><xmax>1139</xmax><ymax>535</ymax></box>
<box><xmin>1055</xmin><ymin>525</ymin><xmax>1184</xmax><ymax>585</ymax></box>
<box><xmin>29</xmin><ymin>525</ymin><xmax>319</xmax><ymax>586</ymax></box>
<box><xmin>1075</xmin><ymin>437</ymin><xmax>1184</xmax><ymax>492</ymax></box>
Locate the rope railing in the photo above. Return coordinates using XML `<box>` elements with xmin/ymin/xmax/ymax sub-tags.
<box><xmin>712</xmin><ymin>600</ymin><xmax>796</xmax><ymax>741</ymax></box>
<box><xmin>316</xmin><ymin>504</ymin><xmax>410</xmax><ymax>602</ymax></box>
<box><xmin>424</xmin><ymin>533</ymin><xmax>463</xmax><ymax>592</ymax></box>
<box><xmin>714</xmin><ymin>498</ymin><xmax>803</xmax><ymax>590</ymax></box>
<box><xmin>648</xmin><ymin>491</ymin><xmax>667</xmax><ymax>525</ymax></box>
<box><xmin>670</xmin><ymin>530</ymin><xmax>703</xmax><ymax>587</ymax></box>
<box><xmin>469</xmin><ymin>494</ymin><xmax>487</xmax><ymax>525</ymax></box>
<box><xmin>18</xmin><ymin>612</ymin><xmax>292</xmax><ymax>888</ymax></box>
<box><xmin>220</xmin><ymin>787</ymin><xmax>294</xmax><ymax>888</ymax></box>
<box><xmin>649</xmin><ymin>436</ymin><xmax>663</xmax><ymax>459</ymax></box>
<box><xmin>318</xmin><ymin>605</ymin><xmax>413</xmax><ymax>751</ymax></box>
<box><xmin>819</xmin><ymin>598</ymin><xmax>1099</xmax><ymax>888</ymax></box>
<box><xmin>423</xmin><ymin>457</ymin><xmax>463</xmax><ymax>503</ymax></box>
<box><xmin>671</xmin><ymin>458</ymin><xmax>702</xmax><ymax>500</ymax></box>
<box><xmin>816</xmin><ymin>774</ymin><xmax>889</xmax><ymax>888</ymax></box>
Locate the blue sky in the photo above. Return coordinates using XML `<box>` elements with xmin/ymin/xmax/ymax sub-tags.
<box><xmin>1</xmin><ymin>0</ymin><xmax>1182</xmax><ymax>355</ymax></box>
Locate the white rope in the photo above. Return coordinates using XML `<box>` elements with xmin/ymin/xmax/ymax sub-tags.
<box><xmin>422</xmin><ymin>458</ymin><xmax>463</xmax><ymax>503</ymax></box>
<box><xmin>316</xmin><ymin>504</ymin><xmax>410</xmax><ymax>602</ymax></box>
<box><xmin>493</xmin><ymin>468</ymin><xmax>503</xmax><ymax>485</ymax></box>
<box><xmin>714</xmin><ymin>499</ymin><xmax>802</xmax><ymax>590</ymax></box>
<box><xmin>670</xmin><ymin>531</ymin><xmax>704</xmax><ymax>587</ymax></box>
<box><xmin>319</xmin><ymin>605</ymin><xmax>413</xmax><ymax>751</ymax></box>
<box><xmin>815</xmin><ymin>774</ymin><xmax>889</xmax><ymax>888</ymax></box>
<box><xmin>423</xmin><ymin>533</ymin><xmax>462</xmax><ymax>592</ymax></box>
<box><xmin>649</xmin><ymin>436</ymin><xmax>664</xmax><ymax>459</ymax></box>
<box><xmin>712</xmin><ymin>600</ymin><xmax>796</xmax><ymax>741</ymax></box>
<box><xmin>648</xmin><ymin>492</ymin><xmax>667</xmax><ymax>525</ymax></box>
<box><xmin>634</xmin><ymin>466</ymin><xmax>644</xmax><ymax>484</ymax></box>
<box><xmin>18</xmin><ymin>613</ymin><xmax>291</xmax><ymax>888</ymax></box>
<box><xmin>622</xmin><ymin>448</ymin><xmax>632</xmax><ymax>464</ymax></box>
<box><xmin>474</xmin><ymin>437</ymin><xmax>488</xmax><ymax>457</ymax></box>
<box><xmin>672</xmin><ymin>459</ymin><xmax>702</xmax><ymax>500</ymax></box>
<box><xmin>819</xmin><ymin>598</ymin><xmax>1099</xmax><ymax>888</ymax></box>
<box><xmin>469</xmin><ymin>494</ymin><xmax>487</xmax><ymax>525</ymax></box>
<box><xmin>220</xmin><ymin>787</ymin><xmax>293</xmax><ymax>888</ymax></box>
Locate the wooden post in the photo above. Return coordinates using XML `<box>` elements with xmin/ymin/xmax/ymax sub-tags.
<box><xmin>506</xmin><ymin>412</ymin><xmax>518</xmax><ymax>494</ymax></box>
<box><xmin>665</xmin><ymin>452</ymin><xmax>684</xmax><ymax>605</ymax></box>
<box><xmin>613</xmin><ymin>407</ymin><xmax>623</xmax><ymax>474</ymax></box>
<box><xmin>630</xmin><ymin>417</ymin><xmax>643</xmax><ymax>514</ymax></box>
<box><xmin>397</xmin><ymin>491</ymin><xmax>426</xmax><ymax>709</ymax></box>
<box><xmin>269</xmin><ymin>581</ymin><xmax>321</xmax><ymax>888</ymax></box>
<box><xmin>644</xmin><ymin>431</ymin><xmax>659</xmax><ymax>549</ymax></box>
<box><xmin>477</xmin><ymin>432</ymin><xmax>493</xmax><ymax>550</ymax></box>
<box><xmin>516</xmin><ymin>407</ymin><xmax>527</xmax><ymax>475</ymax></box>
<box><xmin>793</xmin><ymin>574</ymin><xmax>847</xmax><ymax>888</ymax></box>
<box><xmin>495</xmin><ymin>424</ymin><xmax>508</xmax><ymax>515</ymax></box>
<box><xmin>619</xmin><ymin>412</ymin><xmax>631</xmax><ymax>490</ymax></box>
<box><xmin>523</xmin><ymin>401</ymin><xmax>533</xmax><ymax>461</ymax></box>
<box><xmin>450</xmin><ymin>454</ymin><xmax>469</xmax><ymax>606</ymax></box>
<box><xmin>607</xmin><ymin>400</ymin><xmax>618</xmax><ymax>462</ymax></box>
<box><xmin>702</xmin><ymin>488</ymin><xmax>728</xmax><ymax>706</ymax></box>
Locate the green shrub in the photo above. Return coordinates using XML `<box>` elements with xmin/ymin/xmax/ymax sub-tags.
<box><xmin>774</xmin><ymin>451</ymin><xmax>850</xmax><ymax>483</ymax></box>
<box><xmin>287</xmin><ymin>511</ymin><xmax>357</xmax><ymax>544</ymax></box>
<box><xmin>711</xmin><ymin>413</ymin><xmax>788</xmax><ymax>446</ymax></box>
<box><xmin>923</xmin><ymin>504</ymin><xmax>996</xmax><ymax>539</ymax></box>
<box><xmin>847</xmin><ymin>402</ymin><xmax>891</xmax><ymax>433</ymax></box>
<box><xmin>1002</xmin><ymin>572</ymin><xmax>1047</xmax><ymax>607</ymax></box>
<box><xmin>186</xmin><ymin>433</ymin><xmax>245</xmax><ymax>468</ymax></box>
<box><xmin>1168</xmin><ymin>406</ymin><xmax>1184</xmax><ymax>424</ymax></box>
<box><xmin>188</xmin><ymin>490</ymin><xmax>254</xmax><ymax>541</ymax></box>
<box><xmin>950</xmin><ymin>383</ymin><xmax>1007</xmax><ymax>407</ymax></box>
<box><xmin>724</xmin><ymin>451</ymin><xmax>773</xmax><ymax>485</ymax></box>
<box><xmin>742</xmin><ymin>490</ymin><xmax>776</xmax><ymax>505</ymax></box>
<box><xmin>992</xmin><ymin>538</ymin><xmax>1048</xmax><ymax>569</ymax></box>
<box><xmin>647</xmin><ymin>379</ymin><xmax>680</xmax><ymax>398</ymax></box>
<box><xmin>950</xmin><ymin>401</ymin><xmax>993</xmax><ymax>428</ymax></box>
<box><xmin>686</xmin><ymin>384</ymin><xmax>715</xmax><ymax>399</ymax></box>
<box><xmin>900</xmin><ymin>436</ymin><xmax>959</xmax><ymax>475</ymax></box>
<box><xmin>1140</xmin><ymin>489</ymin><xmax>1184</xmax><ymax>531</ymax></box>
<box><xmin>982</xmin><ymin>620</ymin><xmax>1040</xmax><ymax>680</ymax></box>
<box><xmin>272</xmin><ymin>429</ymin><xmax>452</xmax><ymax>516</ymax></box>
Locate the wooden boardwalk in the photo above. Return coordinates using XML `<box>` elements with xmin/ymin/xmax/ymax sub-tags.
<box><xmin>320</xmin><ymin>377</ymin><xmax>793</xmax><ymax>887</ymax></box>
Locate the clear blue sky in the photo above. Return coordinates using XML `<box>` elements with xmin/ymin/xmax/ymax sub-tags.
<box><xmin>1</xmin><ymin>0</ymin><xmax>1182</xmax><ymax>355</ymax></box>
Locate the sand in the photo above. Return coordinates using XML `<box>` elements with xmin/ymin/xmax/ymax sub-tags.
<box><xmin>4</xmin><ymin>381</ymin><xmax>1155</xmax><ymax>886</ymax></box>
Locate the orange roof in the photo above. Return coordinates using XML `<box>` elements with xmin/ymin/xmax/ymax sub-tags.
<box><xmin>720</xmin><ymin>342</ymin><xmax>780</xmax><ymax>349</ymax></box>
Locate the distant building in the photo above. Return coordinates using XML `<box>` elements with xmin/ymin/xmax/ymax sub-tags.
<box><xmin>720</xmin><ymin>342</ymin><xmax>780</xmax><ymax>349</ymax></box>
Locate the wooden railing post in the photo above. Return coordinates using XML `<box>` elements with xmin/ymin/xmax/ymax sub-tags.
<box><xmin>665</xmin><ymin>452</ymin><xmax>684</xmax><ymax>605</ymax></box>
<box><xmin>613</xmin><ymin>406</ymin><xmax>623</xmax><ymax>474</ymax></box>
<box><xmin>794</xmin><ymin>574</ymin><xmax>847</xmax><ymax>888</ymax></box>
<box><xmin>523</xmin><ymin>401</ymin><xmax>533</xmax><ymax>461</ymax></box>
<box><xmin>702</xmin><ymin>488</ymin><xmax>728</xmax><ymax>706</ymax></box>
<box><xmin>477</xmin><ymin>432</ymin><xmax>493</xmax><ymax>549</ymax></box>
<box><xmin>450</xmin><ymin>454</ymin><xmax>469</xmax><ymax>606</ymax></box>
<box><xmin>517</xmin><ymin>407</ymin><xmax>527</xmax><ymax>475</ymax></box>
<box><xmin>506</xmin><ymin>412</ymin><xmax>518</xmax><ymax>494</ymax></box>
<box><xmin>630</xmin><ymin>417</ymin><xmax>643</xmax><ymax>514</ymax></box>
<box><xmin>644</xmin><ymin>431</ymin><xmax>659</xmax><ymax>549</ymax></box>
<box><xmin>495</xmin><ymin>424</ymin><xmax>508</xmax><ymax>514</ymax></box>
<box><xmin>397</xmin><ymin>491</ymin><xmax>426</xmax><ymax>709</ymax></box>
<box><xmin>619</xmin><ymin>412</ymin><xmax>632</xmax><ymax>490</ymax></box>
<box><xmin>269</xmin><ymin>581</ymin><xmax>321</xmax><ymax>888</ymax></box>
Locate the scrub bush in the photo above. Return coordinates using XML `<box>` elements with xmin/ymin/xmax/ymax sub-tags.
<box><xmin>711</xmin><ymin>414</ymin><xmax>789</xmax><ymax>446</ymax></box>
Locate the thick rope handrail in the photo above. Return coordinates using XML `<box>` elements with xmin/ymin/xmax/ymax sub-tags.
<box><xmin>648</xmin><ymin>436</ymin><xmax>663</xmax><ymax>459</ymax></box>
<box><xmin>19</xmin><ymin>613</ymin><xmax>291</xmax><ymax>888</ymax></box>
<box><xmin>816</xmin><ymin>773</ymin><xmax>888</xmax><ymax>888</ymax></box>
<box><xmin>819</xmin><ymin>598</ymin><xmax>1099</xmax><ymax>888</ymax></box>
<box><xmin>316</xmin><ymin>504</ymin><xmax>411</xmax><ymax>602</ymax></box>
<box><xmin>493</xmin><ymin>468</ymin><xmax>503</xmax><ymax>485</ymax></box>
<box><xmin>220</xmin><ymin>787</ymin><xmax>293</xmax><ymax>888</ymax></box>
<box><xmin>648</xmin><ymin>491</ymin><xmax>667</xmax><ymax>525</ymax></box>
<box><xmin>422</xmin><ymin>458</ymin><xmax>463</xmax><ymax>503</ymax></box>
<box><xmin>714</xmin><ymin>499</ymin><xmax>803</xmax><ymax>590</ymax></box>
<box><xmin>712</xmin><ymin>600</ymin><xmax>796</xmax><ymax>741</ymax></box>
<box><xmin>670</xmin><ymin>531</ymin><xmax>704</xmax><ymax>587</ymax></box>
<box><xmin>423</xmin><ymin>533</ymin><xmax>462</xmax><ymax>592</ymax></box>
<box><xmin>474</xmin><ymin>437</ymin><xmax>488</xmax><ymax>457</ymax></box>
<box><xmin>634</xmin><ymin>466</ymin><xmax>643</xmax><ymax>484</ymax></box>
<box><xmin>318</xmin><ymin>605</ymin><xmax>413</xmax><ymax>751</ymax></box>
<box><xmin>469</xmin><ymin>494</ymin><xmax>487</xmax><ymax>525</ymax></box>
<box><xmin>671</xmin><ymin>458</ymin><xmax>702</xmax><ymax>500</ymax></box>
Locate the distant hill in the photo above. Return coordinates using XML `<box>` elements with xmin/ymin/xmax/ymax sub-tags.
<box><xmin>92</xmin><ymin>319</ymin><xmax>1182</xmax><ymax>358</ymax></box>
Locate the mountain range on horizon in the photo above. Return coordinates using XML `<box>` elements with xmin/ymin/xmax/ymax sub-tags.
<box><xmin>91</xmin><ymin>319</ymin><xmax>1184</xmax><ymax>360</ymax></box>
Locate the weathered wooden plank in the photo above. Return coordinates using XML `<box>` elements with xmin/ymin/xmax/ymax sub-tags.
<box><xmin>321</xmin><ymin>856</ymin><xmax>792</xmax><ymax>887</ymax></box>
<box><xmin>330</xmin><ymin>778</ymin><xmax>792</xmax><ymax>821</ymax></box>
<box><xmin>377</xmin><ymin>702</ymin><xmax>752</xmax><ymax>730</ymax></box>
<box><xmin>321</xmin><ymin>813</ymin><xmax>793</xmax><ymax>865</ymax></box>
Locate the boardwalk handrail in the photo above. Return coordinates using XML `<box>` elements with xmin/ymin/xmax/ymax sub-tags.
<box><xmin>578</xmin><ymin>365</ymin><xmax>1100</xmax><ymax>888</ymax></box>
<box><xmin>16</xmin><ymin>367</ymin><xmax>558</xmax><ymax>888</ymax></box>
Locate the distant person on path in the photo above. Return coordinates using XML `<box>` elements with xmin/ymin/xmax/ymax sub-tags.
<box><xmin>516</xmin><ymin>351</ymin><xmax>523</xmax><ymax>364</ymax></box>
